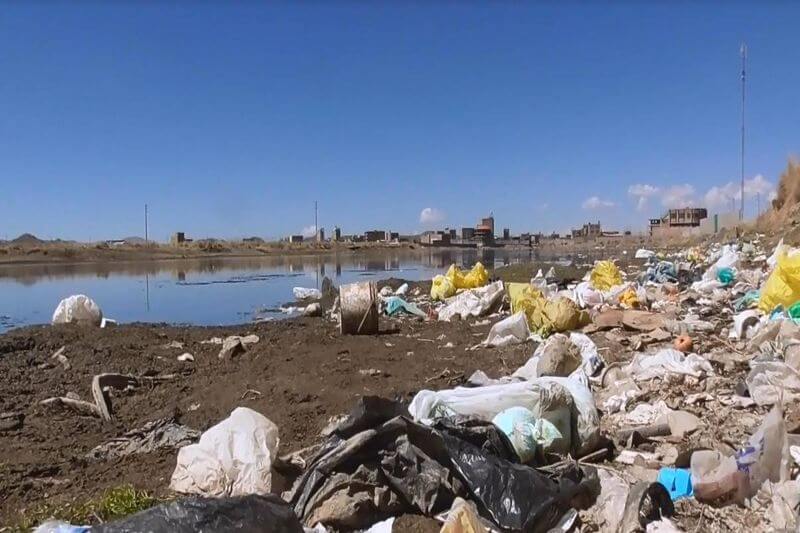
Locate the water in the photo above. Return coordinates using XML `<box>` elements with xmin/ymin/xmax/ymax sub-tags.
<box><xmin>0</xmin><ymin>248</ymin><xmax>572</xmax><ymax>332</ymax></box>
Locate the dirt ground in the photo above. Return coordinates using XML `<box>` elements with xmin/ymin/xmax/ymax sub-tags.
<box><xmin>0</xmin><ymin>304</ymin><xmax>538</xmax><ymax>526</ymax></box>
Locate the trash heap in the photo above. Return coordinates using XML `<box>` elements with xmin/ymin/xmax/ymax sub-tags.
<box><xmin>37</xmin><ymin>241</ymin><xmax>800</xmax><ymax>532</ymax></box>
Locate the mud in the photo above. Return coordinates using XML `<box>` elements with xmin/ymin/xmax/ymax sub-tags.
<box><xmin>0</xmin><ymin>309</ymin><xmax>533</xmax><ymax>525</ymax></box>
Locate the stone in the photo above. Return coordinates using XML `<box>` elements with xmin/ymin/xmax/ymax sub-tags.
<box><xmin>0</xmin><ymin>411</ymin><xmax>24</xmax><ymax>431</ymax></box>
<box><xmin>537</xmin><ymin>335</ymin><xmax>582</xmax><ymax>377</ymax></box>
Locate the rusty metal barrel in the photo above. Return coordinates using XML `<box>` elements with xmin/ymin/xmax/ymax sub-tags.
<box><xmin>339</xmin><ymin>281</ymin><xmax>378</xmax><ymax>335</ymax></box>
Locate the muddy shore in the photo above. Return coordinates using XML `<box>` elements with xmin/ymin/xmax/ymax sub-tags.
<box><xmin>0</xmin><ymin>304</ymin><xmax>553</xmax><ymax>526</ymax></box>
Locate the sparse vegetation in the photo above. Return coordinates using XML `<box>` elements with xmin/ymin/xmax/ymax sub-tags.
<box><xmin>11</xmin><ymin>485</ymin><xmax>161</xmax><ymax>531</ymax></box>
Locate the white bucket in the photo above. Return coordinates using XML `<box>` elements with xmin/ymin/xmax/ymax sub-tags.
<box><xmin>339</xmin><ymin>281</ymin><xmax>378</xmax><ymax>335</ymax></box>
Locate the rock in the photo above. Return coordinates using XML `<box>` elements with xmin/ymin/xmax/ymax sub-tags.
<box><xmin>304</xmin><ymin>303</ymin><xmax>322</xmax><ymax>317</ymax></box>
<box><xmin>667</xmin><ymin>410</ymin><xmax>701</xmax><ymax>438</ymax></box>
<box><xmin>219</xmin><ymin>338</ymin><xmax>246</xmax><ymax>360</ymax></box>
<box><xmin>537</xmin><ymin>335</ymin><xmax>582</xmax><ymax>377</ymax></box>
<box><xmin>0</xmin><ymin>411</ymin><xmax>24</xmax><ymax>431</ymax></box>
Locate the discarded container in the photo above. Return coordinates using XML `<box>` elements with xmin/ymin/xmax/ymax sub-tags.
<box><xmin>51</xmin><ymin>295</ymin><xmax>103</xmax><ymax>326</ymax></box>
<box><xmin>735</xmin><ymin>404</ymin><xmax>790</xmax><ymax>498</ymax></box>
<box><xmin>657</xmin><ymin>468</ymin><xmax>693</xmax><ymax>501</ymax></box>
<box><xmin>339</xmin><ymin>281</ymin><xmax>379</xmax><ymax>335</ymax></box>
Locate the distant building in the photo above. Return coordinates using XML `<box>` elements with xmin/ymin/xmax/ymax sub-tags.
<box><xmin>572</xmin><ymin>222</ymin><xmax>602</xmax><ymax>239</ymax></box>
<box><xmin>364</xmin><ymin>230</ymin><xmax>389</xmax><ymax>242</ymax></box>
<box><xmin>333</xmin><ymin>227</ymin><xmax>342</xmax><ymax>241</ymax></box>
<box><xmin>288</xmin><ymin>235</ymin><xmax>304</xmax><ymax>243</ymax></box>
<box><xmin>170</xmin><ymin>232</ymin><xmax>186</xmax><ymax>245</ymax></box>
<box><xmin>503</xmin><ymin>228</ymin><xmax>510</xmax><ymax>240</ymax></box>
<box><xmin>461</xmin><ymin>227</ymin><xmax>475</xmax><ymax>240</ymax></box>
<box><xmin>419</xmin><ymin>230</ymin><xmax>450</xmax><ymax>246</ymax></box>
<box><xmin>650</xmin><ymin>208</ymin><xmax>708</xmax><ymax>236</ymax></box>
<box><xmin>316</xmin><ymin>228</ymin><xmax>325</xmax><ymax>242</ymax></box>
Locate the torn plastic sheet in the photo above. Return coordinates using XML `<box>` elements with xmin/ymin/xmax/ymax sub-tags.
<box><xmin>91</xmin><ymin>494</ymin><xmax>304</xmax><ymax>533</ymax></box>
<box><xmin>287</xmin><ymin>397</ymin><xmax>599</xmax><ymax>532</ymax></box>
<box><xmin>625</xmin><ymin>349</ymin><xmax>714</xmax><ymax>382</ymax></box>
<box><xmin>481</xmin><ymin>312</ymin><xmax>530</xmax><ymax>347</ymax></box>
<box><xmin>438</xmin><ymin>281</ymin><xmax>505</xmax><ymax>322</ymax></box>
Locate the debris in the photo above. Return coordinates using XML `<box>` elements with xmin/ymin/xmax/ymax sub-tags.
<box><xmin>91</xmin><ymin>494</ymin><xmax>304</xmax><ymax>532</ymax></box>
<box><xmin>431</xmin><ymin>263</ymin><xmax>489</xmax><ymax>301</ymax></box>
<box><xmin>590</xmin><ymin>261</ymin><xmax>623</xmax><ymax>291</ymax></box>
<box><xmin>218</xmin><ymin>337</ymin><xmax>246</xmax><ymax>360</ymax></box>
<box><xmin>51</xmin><ymin>294</ymin><xmax>103</xmax><ymax>326</ymax></box>
<box><xmin>491</xmin><ymin>405</ymin><xmax>562</xmax><ymax>461</ymax></box>
<box><xmin>481</xmin><ymin>312</ymin><xmax>529</xmax><ymax>347</ymax></box>
<box><xmin>657</xmin><ymin>468</ymin><xmax>693</xmax><ymax>501</ymax></box>
<box><xmin>438</xmin><ymin>281</ymin><xmax>504</xmax><ymax>322</ymax></box>
<box><xmin>51</xmin><ymin>346</ymin><xmax>70</xmax><ymax>369</ymax></box>
<box><xmin>177</xmin><ymin>352</ymin><xmax>194</xmax><ymax>362</ymax></box>
<box><xmin>162</xmin><ymin>340</ymin><xmax>185</xmax><ymax>349</ymax></box>
<box><xmin>293</xmin><ymin>287</ymin><xmax>322</xmax><ymax>300</ymax></box>
<box><xmin>87</xmin><ymin>418</ymin><xmax>199</xmax><ymax>460</ymax></box>
<box><xmin>170</xmin><ymin>407</ymin><xmax>280</xmax><ymax>497</ymax></box>
<box><xmin>0</xmin><ymin>411</ymin><xmax>24</xmax><ymax>431</ymax></box>
<box><xmin>339</xmin><ymin>281</ymin><xmax>379</xmax><ymax>335</ymax></box>
<box><xmin>303</xmin><ymin>302</ymin><xmax>322</xmax><ymax>317</ymax></box>
<box><xmin>673</xmin><ymin>335</ymin><xmax>693</xmax><ymax>353</ymax></box>
<box><xmin>622</xmin><ymin>310</ymin><xmax>666</xmax><ymax>332</ymax></box>
<box><xmin>40</xmin><ymin>396</ymin><xmax>101</xmax><ymax>417</ymax></box>
<box><xmin>383</xmin><ymin>296</ymin><xmax>426</xmax><ymax>318</ymax></box>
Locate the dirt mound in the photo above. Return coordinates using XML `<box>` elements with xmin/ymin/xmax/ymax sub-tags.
<box><xmin>759</xmin><ymin>159</ymin><xmax>800</xmax><ymax>230</ymax></box>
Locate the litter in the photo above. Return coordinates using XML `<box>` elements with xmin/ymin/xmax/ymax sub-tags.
<box><xmin>431</xmin><ymin>263</ymin><xmax>489</xmax><ymax>301</ymax></box>
<box><xmin>759</xmin><ymin>249</ymin><xmax>800</xmax><ymax>313</ymax></box>
<box><xmin>293</xmin><ymin>287</ymin><xmax>322</xmax><ymax>300</ymax></box>
<box><xmin>590</xmin><ymin>261</ymin><xmax>623</xmax><ymax>291</ymax></box>
<box><xmin>492</xmin><ymin>406</ymin><xmax>562</xmax><ymax>462</ymax></box>
<box><xmin>170</xmin><ymin>407</ymin><xmax>280</xmax><ymax>497</ymax></box>
<box><xmin>625</xmin><ymin>349</ymin><xmax>714</xmax><ymax>381</ymax></box>
<box><xmin>438</xmin><ymin>281</ymin><xmax>504</xmax><ymax>322</ymax></box>
<box><xmin>635</xmin><ymin>249</ymin><xmax>656</xmax><ymax>259</ymax></box>
<box><xmin>383</xmin><ymin>296</ymin><xmax>426</xmax><ymax>318</ymax></box>
<box><xmin>51</xmin><ymin>294</ymin><xmax>103</xmax><ymax>326</ymax></box>
<box><xmin>657</xmin><ymin>468</ymin><xmax>693</xmax><ymax>500</ymax></box>
<box><xmin>481</xmin><ymin>312</ymin><xmax>529</xmax><ymax>347</ymax></box>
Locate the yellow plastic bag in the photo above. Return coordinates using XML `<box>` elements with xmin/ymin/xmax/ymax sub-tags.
<box><xmin>590</xmin><ymin>261</ymin><xmax>622</xmax><ymax>291</ymax></box>
<box><xmin>619</xmin><ymin>287</ymin><xmax>640</xmax><ymax>309</ymax></box>
<box><xmin>759</xmin><ymin>252</ymin><xmax>800</xmax><ymax>313</ymax></box>
<box><xmin>446</xmin><ymin>262</ymin><xmax>489</xmax><ymax>289</ymax></box>
<box><xmin>507</xmin><ymin>283</ymin><xmax>588</xmax><ymax>336</ymax></box>
<box><xmin>431</xmin><ymin>274</ymin><xmax>456</xmax><ymax>301</ymax></box>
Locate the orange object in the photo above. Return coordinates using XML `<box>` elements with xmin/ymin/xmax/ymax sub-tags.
<box><xmin>674</xmin><ymin>335</ymin><xmax>693</xmax><ymax>353</ymax></box>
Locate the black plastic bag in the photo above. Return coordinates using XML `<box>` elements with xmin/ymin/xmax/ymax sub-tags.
<box><xmin>94</xmin><ymin>494</ymin><xmax>304</xmax><ymax>533</ymax></box>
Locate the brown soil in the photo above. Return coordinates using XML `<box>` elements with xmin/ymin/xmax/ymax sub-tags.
<box><xmin>0</xmin><ymin>314</ymin><xmax>534</xmax><ymax>526</ymax></box>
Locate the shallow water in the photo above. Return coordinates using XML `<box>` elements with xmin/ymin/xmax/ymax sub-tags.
<box><xmin>0</xmin><ymin>248</ymin><xmax>575</xmax><ymax>332</ymax></box>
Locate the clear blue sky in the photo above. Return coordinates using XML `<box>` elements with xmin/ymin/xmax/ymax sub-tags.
<box><xmin>2</xmin><ymin>3</ymin><xmax>799</xmax><ymax>241</ymax></box>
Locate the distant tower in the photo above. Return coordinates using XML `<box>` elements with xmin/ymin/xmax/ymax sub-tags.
<box><xmin>740</xmin><ymin>42</ymin><xmax>747</xmax><ymax>220</ymax></box>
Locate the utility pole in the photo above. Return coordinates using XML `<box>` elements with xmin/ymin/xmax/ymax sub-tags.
<box><xmin>757</xmin><ymin>192</ymin><xmax>761</xmax><ymax>217</ymax></box>
<box><xmin>314</xmin><ymin>200</ymin><xmax>318</xmax><ymax>242</ymax></box>
<box><xmin>740</xmin><ymin>42</ymin><xmax>747</xmax><ymax>221</ymax></box>
<box><xmin>144</xmin><ymin>204</ymin><xmax>149</xmax><ymax>244</ymax></box>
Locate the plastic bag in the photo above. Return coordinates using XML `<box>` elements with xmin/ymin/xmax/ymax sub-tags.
<box><xmin>626</xmin><ymin>349</ymin><xmax>713</xmax><ymax>382</ymax></box>
<box><xmin>717</xmin><ymin>267</ymin><xmax>736</xmax><ymax>286</ymax></box>
<box><xmin>574</xmin><ymin>281</ymin><xmax>604</xmax><ymax>308</ymax></box>
<box><xmin>438</xmin><ymin>281</ymin><xmax>504</xmax><ymax>321</ymax></box>
<box><xmin>735</xmin><ymin>404</ymin><xmax>790</xmax><ymax>498</ymax></box>
<box><xmin>170</xmin><ymin>407</ymin><xmax>279</xmax><ymax>497</ymax></box>
<box><xmin>703</xmin><ymin>244</ymin><xmax>740</xmax><ymax>281</ymax></box>
<box><xmin>635</xmin><ymin>249</ymin><xmax>656</xmax><ymax>259</ymax></box>
<box><xmin>760</xmin><ymin>250</ymin><xmax>800</xmax><ymax>312</ymax></box>
<box><xmin>431</xmin><ymin>275</ymin><xmax>457</xmax><ymax>301</ymax></box>
<box><xmin>509</xmin><ymin>283</ymin><xmax>588</xmax><ymax>336</ymax></box>
<box><xmin>293</xmin><ymin>287</ymin><xmax>322</xmax><ymax>300</ymax></box>
<box><xmin>93</xmin><ymin>494</ymin><xmax>303</xmax><ymax>533</ymax></box>
<box><xmin>383</xmin><ymin>296</ymin><xmax>426</xmax><ymax>318</ymax></box>
<box><xmin>482</xmin><ymin>312</ymin><xmax>529</xmax><ymax>347</ymax></box>
<box><xmin>590</xmin><ymin>261</ymin><xmax>622</xmax><ymax>291</ymax></box>
<box><xmin>619</xmin><ymin>287</ymin><xmax>640</xmax><ymax>308</ymax></box>
<box><xmin>746</xmin><ymin>361</ymin><xmax>800</xmax><ymax>406</ymax></box>
<box><xmin>51</xmin><ymin>295</ymin><xmax>103</xmax><ymax>326</ymax></box>
<box><xmin>492</xmin><ymin>406</ymin><xmax>562</xmax><ymax>462</ymax></box>
<box><xmin>447</xmin><ymin>262</ymin><xmax>489</xmax><ymax>289</ymax></box>
<box><xmin>440</xmin><ymin>498</ymin><xmax>488</xmax><ymax>533</ymax></box>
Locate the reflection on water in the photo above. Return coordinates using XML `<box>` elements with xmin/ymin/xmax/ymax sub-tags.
<box><xmin>0</xmin><ymin>248</ymin><xmax>572</xmax><ymax>331</ymax></box>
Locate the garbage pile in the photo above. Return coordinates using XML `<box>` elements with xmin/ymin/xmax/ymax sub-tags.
<box><xmin>36</xmin><ymin>239</ymin><xmax>800</xmax><ymax>532</ymax></box>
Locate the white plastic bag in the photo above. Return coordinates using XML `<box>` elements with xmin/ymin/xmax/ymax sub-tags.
<box><xmin>170</xmin><ymin>407</ymin><xmax>279</xmax><ymax>497</ymax></box>
<box><xmin>438</xmin><ymin>281</ymin><xmax>504</xmax><ymax>322</ymax></box>
<box><xmin>635</xmin><ymin>249</ymin><xmax>656</xmax><ymax>259</ymax></box>
<box><xmin>702</xmin><ymin>244</ymin><xmax>739</xmax><ymax>281</ymax></box>
<box><xmin>746</xmin><ymin>361</ymin><xmax>800</xmax><ymax>406</ymax></box>
<box><xmin>574</xmin><ymin>281</ymin><xmax>603</xmax><ymax>309</ymax></box>
<box><xmin>482</xmin><ymin>312</ymin><xmax>529</xmax><ymax>347</ymax></box>
<box><xmin>626</xmin><ymin>349</ymin><xmax>714</xmax><ymax>381</ymax></box>
<box><xmin>293</xmin><ymin>287</ymin><xmax>322</xmax><ymax>300</ymax></box>
<box><xmin>51</xmin><ymin>295</ymin><xmax>103</xmax><ymax>326</ymax></box>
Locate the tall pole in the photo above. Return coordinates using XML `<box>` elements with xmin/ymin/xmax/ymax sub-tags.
<box><xmin>144</xmin><ymin>204</ymin><xmax>149</xmax><ymax>243</ymax></box>
<box><xmin>740</xmin><ymin>43</ymin><xmax>747</xmax><ymax>221</ymax></box>
<box><xmin>314</xmin><ymin>200</ymin><xmax>318</xmax><ymax>242</ymax></box>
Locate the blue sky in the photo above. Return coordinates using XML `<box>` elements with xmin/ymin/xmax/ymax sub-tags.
<box><xmin>1</xmin><ymin>3</ymin><xmax>799</xmax><ymax>241</ymax></box>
